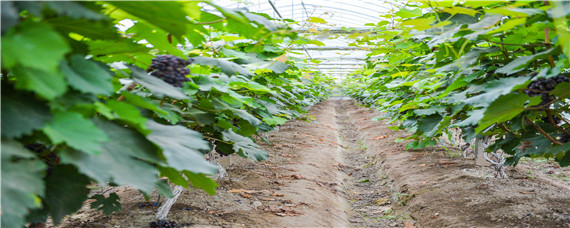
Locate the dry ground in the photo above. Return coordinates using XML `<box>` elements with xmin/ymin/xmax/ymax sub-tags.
<box><xmin>56</xmin><ymin>99</ymin><xmax>570</xmax><ymax>228</ymax></box>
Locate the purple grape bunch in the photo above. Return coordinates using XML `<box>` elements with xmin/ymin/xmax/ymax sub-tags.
<box><xmin>524</xmin><ymin>74</ymin><xmax>569</xmax><ymax>106</ymax></box>
<box><xmin>148</xmin><ymin>55</ymin><xmax>193</xmax><ymax>87</ymax></box>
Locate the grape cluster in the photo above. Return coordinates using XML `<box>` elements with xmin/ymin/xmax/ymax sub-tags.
<box><xmin>542</xmin><ymin>115</ymin><xmax>562</xmax><ymax>124</ymax></box>
<box><xmin>149</xmin><ymin>220</ymin><xmax>177</xmax><ymax>228</ymax></box>
<box><xmin>148</xmin><ymin>55</ymin><xmax>193</xmax><ymax>87</ymax></box>
<box><xmin>524</xmin><ymin>75</ymin><xmax>569</xmax><ymax>106</ymax></box>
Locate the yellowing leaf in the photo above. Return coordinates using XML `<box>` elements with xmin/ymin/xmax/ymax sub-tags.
<box><xmin>390</xmin><ymin>71</ymin><xmax>409</xmax><ymax>77</ymax></box>
<box><xmin>443</xmin><ymin>7</ymin><xmax>480</xmax><ymax>16</ymax></box>
<box><xmin>488</xmin><ymin>18</ymin><xmax>526</xmax><ymax>34</ymax></box>
<box><xmin>276</xmin><ymin>55</ymin><xmax>288</xmax><ymax>63</ymax></box>
<box><xmin>307</xmin><ymin>17</ymin><xmax>327</xmax><ymax>24</ymax></box>
<box><xmin>401</xmin><ymin>18</ymin><xmax>435</xmax><ymax>31</ymax></box>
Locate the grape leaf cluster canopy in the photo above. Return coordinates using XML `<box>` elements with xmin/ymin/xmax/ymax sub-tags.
<box><xmin>343</xmin><ymin>1</ymin><xmax>570</xmax><ymax>166</ymax></box>
<box><xmin>0</xmin><ymin>2</ymin><xmax>333</xmax><ymax>227</ymax></box>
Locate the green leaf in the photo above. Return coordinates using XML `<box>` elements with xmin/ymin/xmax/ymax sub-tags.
<box><xmin>87</xmin><ymin>40</ymin><xmax>151</xmax><ymax>56</ymax></box>
<box><xmin>60</xmin><ymin>120</ymin><xmax>160</xmax><ymax>193</ymax></box>
<box><xmin>193</xmin><ymin>56</ymin><xmax>254</xmax><ymax>77</ymax></box>
<box><xmin>550</xmin><ymin>82</ymin><xmax>570</xmax><ymax>98</ymax></box>
<box><xmin>495</xmin><ymin>48</ymin><xmax>558</xmax><ymax>75</ymax></box>
<box><xmin>105</xmin><ymin>100</ymin><xmax>148</xmax><ymax>129</ymax></box>
<box><xmin>94</xmin><ymin>117</ymin><xmax>161</xmax><ymax>163</ymax></box>
<box><xmin>1</xmin><ymin>90</ymin><xmax>52</xmax><ymax>138</ymax></box>
<box><xmin>45</xmin><ymin>165</ymin><xmax>90</xmax><ymax>225</ymax></box>
<box><xmin>43</xmin><ymin>111</ymin><xmax>109</xmax><ymax>155</ymax></box>
<box><xmin>90</xmin><ymin>193</ymin><xmax>122</xmax><ymax>215</ymax></box>
<box><xmin>212</xmin><ymin>98</ymin><xmax>261</xmax><ymax>126</ymax></box>
<box><xmin>442</xmin><ymin>7</ymin><xmax>480</xmax><ymax>16</ymax></box>
<box><xmin>129</xmin><ymin>65</ymin><xmax>189</xmax><ymax>100</ymax></box>
<box><xmin>158</xmin><ymin>166</ymin><xmax>190</xmax><ymax>187</ymax></box>
<box><xmin>13</xmin><ymin>66</ymin><xmax>68</xmax><ymax>100</ymax></box>
<box><xmin>183</xmin><ymin>171</ymin><xmax>219</xmax><ymax>195</ymax></box>
<box><xmin>127</xmin><ymin>22</ymin><xmax>186</xmax><ymax>58</ymax></box>
<box><xmin>395</xmin><ymin>8</ymin><xmax>422</xmax><ymax>18</ymax></box>
<box><xmin>438</xmin><ymin>47</ymin><xmax>500</xmax><ymax>72</ymax></box>
<box><xmin>156</xmin><ymin>179</ymin><xmax>174</xmax><ymax>198</ymax></box>
<box><xmin>455</xmin><ymin>109</ymin><xmax>485</xmax><ymax>127</ymax></box>
<box><xmin>229</xmin><ymin>81</ymin><xmax>272</xmax><ymax>93</ymax></box>
<box><xmin>222</xmin><ymin>129</ymin><xmax>268</xmax><ymax>161</ymax></box>
<box><xmin>475</xmin><ymin>93</ymin><xmax>530</xmax><ymax>132</ymax></box>
<box><xmin>1</xmin><ymin>21</ymin><xmax>70</xmax><ymax>72</ymax></box>
<box><xmin>146</xmin><ymin>120</ymin><xmax>218</xmax><ymax>175</ymax></box>
<box><xmin>245</xmin><ymin>61</ymin><xmax>290</xmax><ymax>74</ymax></box>
<box><xmin>107</xmin><ymin>1</ymin><xmax>189</xmax><ymax>38</ymax></box>
<box><xmin>61</xmin><ymin>55</ymin><xmax>113</xmax><ymax>95</ymax></box>
<box><xmin>464</xmin><ymin>76</ymin><xmax>530</xmax><ymax>107</ymax></box>
<box><xmin>417</xmin><ymin>114</ymin><xmax>443</xmax><ymax>137</ymax></box>
<box><xmin>488</xmin><ymin>18</ymin><xmax>527</xmax><ymax>34</ymax></box>
<box><xmin>1</xmin><ymin>139</ymin><xmax>46</xmax><ymax>228</ymax></box>
<box><xmin>46</xmin><ymin>1</ymin><xmax>105</xmax><ymax>20</ymax></box>
<box><xmin>50</xmin><ymin>17</ymin><xmax>119</xmax><ymax>40</ymax></box>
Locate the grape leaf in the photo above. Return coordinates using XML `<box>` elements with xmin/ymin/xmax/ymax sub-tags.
<box><xmin>475</xmin><ymin>93</ymin><xmax>530</xmax><ymax>132</ymax></box>
<box><xmin>127</xmin><ymin>22</ymin><xmax>186</xmax><ymax>58</ymax></box>
<box><xmin>156</xmin><ymin>179</ymin><xmax>174</xmax><ymax>198</ymax></box>
<box><xmin>495</xmin><ymin>48</ymin><xmax>558</xmax><ymax>75</ymax></box>
<box><xmin>129</xmin><ymin>65</ymin><xmax>189</xmax><ymax>100</ymax></box>
<box><xmin>222</xmin><ymin>129</ymin><xmax>268</xmax><ymax>161</ymax></box>
<box><xmin>61</xmin><ymin>55</ymin><xmax>113</xmax><ymax>95</ymax></box>
<box><xmin>46</xmin><ymin>1</ymin><xmax>105</xmax><ymax>20</ymax></box>
<box><xmin>193</xmin><ymin>56</ymin><xmax>254</xmax><ymax>77</ymax></box>
<box><xmin>158</xmin><ymin>166</ymin><xmax>190</xmax><ymax>187</ymax></box>
<box><xmin>396</xmin><ymin>8</ymin><xmax>422</xmax><ymax>18</ymax></box>
<box><xmin>90</xmin><ymin>193</ymin><xmax>122</xmax><ymax>215</ymax></box>
<box><xmin>13</xmin><ymin>66</ymin><xmax>68</xmax><ymax>100</ymax></box>
<box><xmin>464</xmin><ymin>76</ymin><xmax>531</xmax><ymax>107</ymax></box>
<box><xmin>43</xmin><ymin>111</ymin><xmax>109</xmax><ymax>155</ymax></box>
<box><xmin>45</xmin><ymin>165</ymin><xmax>90</xmax><ymax>225</ymax></box>
<box><xmin>87</xmin><ymin>40</ymin><xmax>151</xmax><ymax>56</ymax></box>
<box><xmin>1</xmin><ymin>21</ymin><xmax>70</xmax><ymax>72</ymax></box>
<box><xmin>1</xmin><ymin>139</ymin><xmax>46</xmax><ymax>228</ymax></box>
<box><xmin>183</xmin><ymin>171</ymin><xmax>218</xmax><ymax>195</ymax></box>
<box><xmin>146</xmin><ymin>120</ymin><xmax>218</xmax><ymax>175</ymax></box>
<box><xmin>60</xmin><ymin>147</ymin><xmax>159</xmax><ymax>194</ymax></box>
<box><xmin>417</xmin><ymin>114</ymin><xmax>443</xmax><ymax>137</ymax></box>
<box><xmin>50</xmin><ymin>17</ymin><xmax>119</xmax><ymax>40</ymax></box>
<box><xmin>1</xmin><ymin>90</ymin><xmax>52</xmax><ymax>138</ymax></box>
<box><xmin>107</xmin><ymin>1</ymin><xmax>189</xmax><ymax>39</ymax></box>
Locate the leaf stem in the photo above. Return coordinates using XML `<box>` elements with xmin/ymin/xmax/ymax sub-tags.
<box><xmin>525</xmin><ymin>116</ymin><xmax>562</xmax><ymax>145</ymax></box>
<box><xmin>117</xmin><ymin>82</ymin><xmax>138</xmax><ymax>101</ymax></box>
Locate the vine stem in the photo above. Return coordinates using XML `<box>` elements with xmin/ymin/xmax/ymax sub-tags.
<box><xmin>546</xmin><ymin>110</ymin><xmax>570</xmax><ymax>135</ymax></box>
<box><xmin>544</xmin><ymin>1</ymin><xmax>555</xmax><ymax>68</ymax></box>
<box><xmin>484</xmin><ymin>39</ymin><xmax>547</xmax><ymax>47</ymax></box>
<box><xmin>525</xmin><ymin>116</ymin><xmax>563</xmax><ymax>145</ymax></box>
<box><xmin>116</xmin><ymin>82</ymin><xmax>138</xmax><ymax>101</ymax></box>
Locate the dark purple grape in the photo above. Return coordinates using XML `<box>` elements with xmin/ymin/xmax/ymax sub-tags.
<box><xmin>147</xmin><ymin>55</ymin><xmax>194</xmax><ymax>87</ymax></box>
<box><xmin>524</xmin><ymin>74</ymin><xmax>569</xmax><ymax>106</ymax></box>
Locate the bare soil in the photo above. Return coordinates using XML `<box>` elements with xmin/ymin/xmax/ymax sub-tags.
<box><xmin>56</xmin><ymin>99</ymin><xmax>570</xmax><ymax>228</ymax></box>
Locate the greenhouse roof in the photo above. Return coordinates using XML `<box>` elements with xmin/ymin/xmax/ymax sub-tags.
<box><xmin>213</xmin><ymin>0</ymin><xmax>402</xmax><ymax>77</ymax></box>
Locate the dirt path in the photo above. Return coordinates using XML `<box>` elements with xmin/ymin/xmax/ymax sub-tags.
<box><xmin>58</xmin><ymin>99</ymin><xmax>570</xmax><ymax>228</ymax></box>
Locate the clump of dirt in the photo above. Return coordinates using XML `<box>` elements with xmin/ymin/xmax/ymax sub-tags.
<box><xmin>54</xmin><ymin>99</ymin><xmax>570</xmax><ymax>228</ymax></box>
